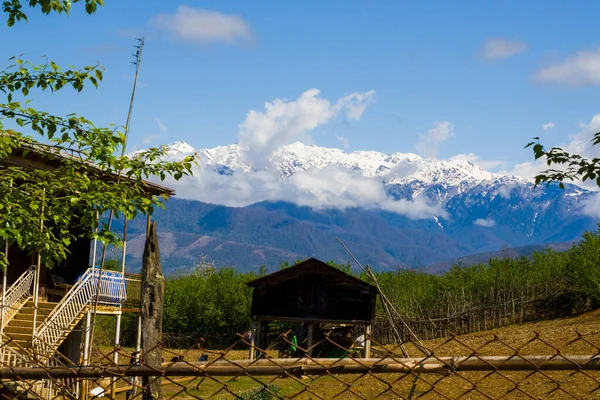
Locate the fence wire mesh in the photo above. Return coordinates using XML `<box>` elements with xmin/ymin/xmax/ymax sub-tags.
<box><xmin>1</xmin><ymin>323</ymin><xmax>600</xmax><ymax>399</ymax></box>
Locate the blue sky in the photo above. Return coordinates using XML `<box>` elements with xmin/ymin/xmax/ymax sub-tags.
<box><xmin>4</xmin><ymin>0</ymin><xmax>600</xmax><ymax>176</ymax></box>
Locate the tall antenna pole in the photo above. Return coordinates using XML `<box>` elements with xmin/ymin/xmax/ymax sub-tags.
<box><xmin>122</xmin><ymin>37</ymin><xmax>145</xmax><ymax>156</ymax></box>
<box><xmin>88</xmin><ymin>38</ymin><xmax>146</xmax><ymax>366</ymax></box>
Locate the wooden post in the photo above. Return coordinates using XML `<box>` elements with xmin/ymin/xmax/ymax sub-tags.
<box><xmin>249</xmin><ymin>320</ymin><xmax>257</xmax><ymax>360</ymax></box>
<box><xmin>80</xmin><ymin>310</ymin><xmax>92</xmax><ymax>400</ymax></box>
<box><xmin>307</xmin><ymin>323</ymin><xmax>314</xmax><ymax>357</ymax></box>
<box><xmin>0</xmin><ymin>240</ymin><xmax>7</xmax><ymax>339</ymax></box>
<box><xmin>133</xmin><ymin>313</ymin><xmax>142</xmax><ymax>395</ymax></box>
<box><xmin>110</xmin><ymin>312</ymin><xmax>122</xmax><ymax>398</ymax></box>
<box><xmin>256</xmin><ymin>320</ymin><xmax>264</xmax><ymax>358</ymax></box>
<box><xmin>32</xmin><ymin>194</ymin><xmax>44</xmax><ymax>339</ymax></box>
<box><xmin>141</xmin><ymin>222</ymin><xmax>164</xmax><ymax>400</ymax></box>
<box><xmin>364</xmin><ymin>324</ymin><xmax>371</xmax><ymax>359</ymax></box>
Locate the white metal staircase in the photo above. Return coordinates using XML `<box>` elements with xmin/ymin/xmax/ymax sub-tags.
<box><xmin>32</xmin><ymin>267</ymin><xmax>126</xmax><ymax>358</ymax></box>
<box><xmin>0</xmin><ymin>266</ymin><xmax>35</xmax><ymax>329</ymax></box>
<box><xmin>0</xmin><ymin>267</ymin><xmax>130</xmax><ymax>399</ymax></box>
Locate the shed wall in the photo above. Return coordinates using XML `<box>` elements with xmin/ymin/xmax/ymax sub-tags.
<box><xmin>251</xmin><ymin>270</ymin><xmax>376</xmax><ymax>323</ymax></box>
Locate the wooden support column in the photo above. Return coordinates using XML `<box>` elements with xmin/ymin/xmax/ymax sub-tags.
<box><xmin>141</xmin><ymin>222</ymin><xmax>164</xmax><ymax>400</ymax></box>
<box><xmin>80</xmin><ymin>311</ymin><xmax>92</xmax><ymax>400</ymax></box>
<box><xmin>0</xmin><ymin>240</ymin><xmax>7</xmax><ymax>339</ymax></box>
<box><xmin>249</xmin><ymin>320</ymin><xmax>257</xmax><ymax>360</ymax></box>
<box><xmin>133</xmin><ymin>313</ymin><xmax>142</xmax><ymax>395</ymax></box>
<box><xmin>110</xmin><ymin>312</ymin><xmax>122</xmax><ymax>398</ymax></box>
<box><xmin>307</xmin><ymin>323</ymin><xmax>314</xmax><ymax>357</ymax></box>
<box><xmin>256</xmin><ymin>320</ymin><xmax>264</xmax><ymax>358</ymax></box>
<box><xmin>364</xmin><ymin>324</ymin><xmax>371</xmax><ymax>359</ymax></box>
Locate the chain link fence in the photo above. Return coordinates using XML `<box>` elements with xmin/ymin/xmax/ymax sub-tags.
<box><xmin>1</xmin><ymin>323</ymin><xmax>600</xmax><ymax>399</ymax></box>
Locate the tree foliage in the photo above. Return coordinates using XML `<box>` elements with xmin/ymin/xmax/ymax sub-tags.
<box><xmin>526</xmin><ymin>134</ymin><xmax>600</xmax><ymax>188</ymax></box>
<box><xmin>158</xmin><ymin>228</ymin><xmax>600</xmax><ymax>347</ymax></box>
<box><xmin>0</xmin><ymin>2</ymin><xmax>196</xmax><ymax>269</ymax></box>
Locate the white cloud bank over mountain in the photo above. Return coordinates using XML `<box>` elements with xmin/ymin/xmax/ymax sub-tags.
<box><xmin>136</xmin><ymin>90</ymin><xmax>600</xmax><ymax>220</ymax></box>
<box><xmin>238</xmin><ymin>89</ymin><xmax>374</xmax><ymax>168</ymax></box>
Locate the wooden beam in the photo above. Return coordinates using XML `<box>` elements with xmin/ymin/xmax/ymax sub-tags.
<box><xmin>141</xmin><ymin>222</ymin><xmax>164</xmax><ymax>400</ymax></box>
<box><xmin>252</xmin><ymin>315</ymin><xmax>373</xmax><ymax>324</ymax></box>
<box><xmin>363</xmin><ymin>324</ymin><xmax>371</xmax><ymax>359</ymax></box>
<box><xmin>1</xmin><ymin>356</ymin><xmax>600</xmax><ymax>380</ymax></box>
<box><xmin>249</xmin><ymin>321</ymin><xmax>257</xmax><ymax>360</ymax></box>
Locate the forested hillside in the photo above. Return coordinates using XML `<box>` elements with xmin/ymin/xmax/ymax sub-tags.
<box><xmin>116</xmin><ymin>226</ymin><xmax>600</xmax><ymax>348</ymax></box>
<box><xmin>118</xmin><ymin>192</ymin><xmax>597</xmax><ymax>274</ymax></box>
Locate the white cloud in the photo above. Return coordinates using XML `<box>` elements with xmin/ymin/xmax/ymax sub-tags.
<box><xmin>155</xmin><ymin>118</ymin><xmax>168</xmax><ymax>133</ymax></box>
<box><xmin>415</xmin><ymin>121</ymin><xmax>454</xmax><ymax>158</ymax></box>
<box><xmin>142</xmin><ymin>118</ymin><xmax>169</xmax><ymax>144</ymax></box>
<box><xmin>532</xmin><ymin>48</ymin><xmax>600</xmax><ymax>86</ymax></box>
<box><xmin>474</xmin><ymin>218</ymin><xmax>496</xmax><ymax>227</ymax></box>
<box><xmin>238</xmin><ymin>88</ymin><xmax>375</xmax><ymax>168</ymax></box>
<box><xmin>143</xmin><ymin>135</ymin><xmax>160</xmax><ymax>145</ymax></box>
<box><xmin>508</xmin><ymin>112</ymin><xmax>600</xmax><ymax>190</ymax></box>
<box><xmin>581</xmin><ymin>193</ymin><xmax>600</xmax><ymax>219</ymax></box>
<box><xmin>150</xmin><ymin>6</ymin><xmax>255</xmax><ymax>45</ymax></box>
<box><xmin>335</xmin><ymin>135</ymin><xmax>350</xmax><ymax>149</ymax></box>
<box><xmin>542</xmin><ymin>122</ymin><xmax>556</xmax><ymax>131</ymax></box>
<box><xmin>496</xmin><ymin>185</ymin><xmax>513</xmax><ymax>199</ymax></box>
<box><xmin>450</xmin><ymin>153</ymin><xmax>505</xmax><ymax>171</ymax></box>
<box><xmin>334</xmin><ymin>91</ymin><xmax>375</xmax><ymax>120</ymax></box>
<box><xmin>481</xmin><ymin>38</ymin><xmax>528</xmax><ymax>60</ymax></box>
<box><xmin>165</xmin><ymin>164</ymin><xmax>445</xmax><ymax>220</ymax></box>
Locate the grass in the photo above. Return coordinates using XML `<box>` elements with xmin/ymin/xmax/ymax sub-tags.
<box><xmin>104</xmin><ymin>309</ymin><xmax>600</xmax><ymax>399</ymax></box>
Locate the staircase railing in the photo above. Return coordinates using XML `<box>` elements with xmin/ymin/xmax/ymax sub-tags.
<box><xmin>1</xmin><ymin>266</ymin><xmax>35</xmax><ymax>328</ymax></box>
<box><xmin>32</xmin><ymin>267</ymin><xmax>126</xmax><ymax>357</ymax></box>
<box><xmin>0</xmin><ymin>333</ymin><xmax>79</xmax><ymax>398</ymax></box>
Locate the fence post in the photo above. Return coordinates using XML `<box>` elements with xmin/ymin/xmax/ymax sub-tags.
<box><xmin>249</xmin><ymin>320</ymin><xmax>257</xmax><ymax>360</ymax></box>
<box><xmin>364</xmin><ymin>324</ymin><xmax>371</xmax><ymax>359</ymax></box>
<box><xmin>141</xmin><ymin>222</ymin><xmax>164</xmax><ymax>400</ymax></box>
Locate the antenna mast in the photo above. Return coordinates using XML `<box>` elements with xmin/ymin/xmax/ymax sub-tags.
<box><xmin>87</xmin><ymin>37</ymin><xmax>146</xmax><ymax>368</ymax></box>
<box><xmin>121</xmin><ymin>37</ymin><xmax>145</xmax><ymax>156</ymax></box>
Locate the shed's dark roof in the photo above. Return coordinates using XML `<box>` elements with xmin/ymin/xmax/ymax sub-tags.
<box><xmin>2</xmin><ymin>141</ymin><xmax>175</xmax><ymax>196</ymax></box>
<box><xmin>247</xmin><ymin>257</ymin><xmax>376</xmax><ymax>292</ymax></box>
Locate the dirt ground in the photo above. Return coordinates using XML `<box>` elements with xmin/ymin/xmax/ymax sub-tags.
<box><xmin>105</xmin><ymin>309</ymin><xmax>600</xmax><ymax>399</ymax></box>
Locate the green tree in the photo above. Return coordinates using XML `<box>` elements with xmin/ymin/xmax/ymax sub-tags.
<box><xmin>526</xmin><ymin>134</ymin><xmax>600</xmax><ymax>188</ymax></box>
<box><xmin>0</xmin><ymin>1</ymin><xmax>196</xmax><ymax>269</ymax></box>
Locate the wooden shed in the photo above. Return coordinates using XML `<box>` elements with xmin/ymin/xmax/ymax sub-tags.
<box><xmin>247</xmin><ymin>258</ymin><xmax>378</xmax><ymax>358</ymax></box>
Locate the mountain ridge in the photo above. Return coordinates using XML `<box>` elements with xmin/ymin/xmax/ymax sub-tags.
<box><xmin>121</xmin><ymin>141</ymin><xmax>598</xmax><ymax>274</ymax></box>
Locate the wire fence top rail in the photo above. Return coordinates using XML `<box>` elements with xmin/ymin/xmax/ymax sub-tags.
<box><xmin>2</xmin><ymin>354</ymin><xmax>600</xmax><ymax>380</ymax></box>
<box><xmin>2</xmin><ymin>320</ymin><xmax>600</xmax><ymax>400</ymax></box>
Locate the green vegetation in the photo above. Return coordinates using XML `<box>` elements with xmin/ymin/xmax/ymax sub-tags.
<box><xmin>157</xmin><ymin>227</ymin><xmax>600</xmax><ymax>347</ymax></box>
<box><xmin>0</xmin><ymin>1</ymin><xmax>196</xmax><ymax>270</ymax></box>
<box><xmin>527</xmin><ymin>133</ymin><xmax>600</xmax><ymax>188</ymax></box>
<box><xmin>374</xmin><ymin>228</ymin><xmax>600</xmax><ymax>340</ymax></box>
<box><xmin>163</xmin><ymin>259</ymin><xmax>257</xmax><ymax>348</ymax></box>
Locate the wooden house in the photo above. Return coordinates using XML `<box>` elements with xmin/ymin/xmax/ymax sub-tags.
<box><xmin>247</xmin><ymin>258</ymin><xmax>378</xmax><ymax>358</ymax></box>
<box><xmin>0</xmin><ymin>143</ymin><xmax>172</xmax><ymax>397</ymax></box>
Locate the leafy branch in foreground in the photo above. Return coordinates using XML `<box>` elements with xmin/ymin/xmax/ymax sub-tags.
<box><xmin>525</xmin><ymin>133</ymin><xmax>600</xmax><ymax>188</ymax></box>
<box><xmin>0</xmin><ymin>2</ymin><xmax>197</xmax><ymax>269</ymax></box>
<box><xmin>2</xmin><ymin>0</ymin><xmax>104</xmax><ymax>26</ymax></box>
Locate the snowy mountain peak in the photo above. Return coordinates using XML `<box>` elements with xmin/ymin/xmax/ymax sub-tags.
<box><xmin>157</xmin><ymin>140</ymin><xmax>512</xmax><ymax>204</ymax></box>
<box><xmin>154</xmin><ymin>140</ymin><xmax>505</xmax><ymax>190</ymax></box>
<box><xmin>165</xmin><ymin>141</ymin><xmax>195</xmax><ymax>155</ymax></box>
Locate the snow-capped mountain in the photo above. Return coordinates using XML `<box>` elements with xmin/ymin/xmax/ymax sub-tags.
<box><xmin>124</xmin><ymin>141</ymin><xmax>599</xmax><ymax>272</ymax></box>
<box><xmin>178</xmin><ymin>140</ymin><xmax>499</xmax><ymax>182</ymax></box>
<box><xmin>156</xmin><ymin>140</ymin><xmax>534</xmax><ymax>202</ymax></box>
